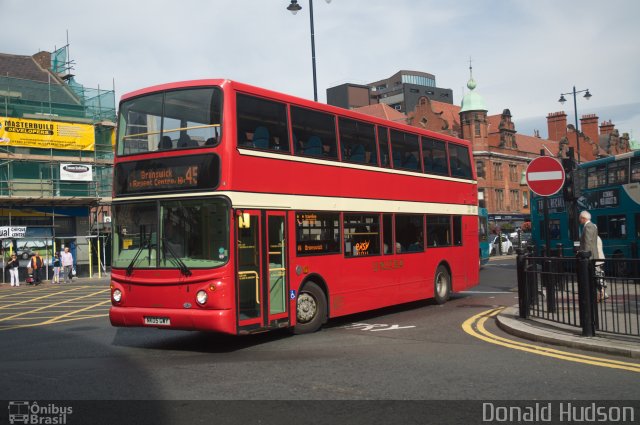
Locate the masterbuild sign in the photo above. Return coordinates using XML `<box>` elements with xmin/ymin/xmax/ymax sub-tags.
<box><xmin>0</xmin><ymin>117</ymin><xmax>95</xmax><ymax>151</ymax></box>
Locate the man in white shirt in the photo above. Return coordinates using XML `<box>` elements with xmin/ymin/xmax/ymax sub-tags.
<box><xmin>61</xmin><ymin>247</ymin><xmax>74</xmax><ymax>284</ymax></box>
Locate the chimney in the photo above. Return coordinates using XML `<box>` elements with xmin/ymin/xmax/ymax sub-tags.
<box><xmin>599</xmin><ymin>120</ymin><xmax>615</xmax><ymax>136</ymax></box>
<box><xmin>547</xmin><ymin>111</ymin><xmax>567</xmax><ymax>141</ymax></box>
<box><xmin>32</xmin><ymin>51</ymin><xmax>52</xmax><ymax>70</ymax></box>
<box><xmin>580</xmin><ymin>114</ymin><xmax>599</xmax><ymax>142</ymax></box>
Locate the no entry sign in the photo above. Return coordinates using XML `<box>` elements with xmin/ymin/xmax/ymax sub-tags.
<box><xmin>526</xmin><ymin>156</ymin><xmax>565</xmax><ymax>196</ymax></box>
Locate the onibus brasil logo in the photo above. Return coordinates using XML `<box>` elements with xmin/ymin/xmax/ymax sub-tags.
<box><xmin>8</xmin><ymin>401</ymin><xmax>73</xmax><ymax>424</ymax></box>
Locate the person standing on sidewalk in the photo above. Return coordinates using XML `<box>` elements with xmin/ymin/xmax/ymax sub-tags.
<box><xmin>61</xmin><ymin>247</ymin><xmax>74</xmax><ymax>284</ymax></box>
<box><xmin>579</xmin><ymin>210</ymin><xmax>598</xmax><ymax>258</ymax></box>
<box><xmin>30</xmin><ymin>251</ymin><xmax>44</xmax><ymax>285</ymax></box>
<box><xmin>52</xmin><ymin>252</ymin><xmax>61</xmax><ymax>284</ymax></box>
<box><xmin>5</xmin><ymin>253</ymin><xmax>20</xmax><ymax>287</ymax></box>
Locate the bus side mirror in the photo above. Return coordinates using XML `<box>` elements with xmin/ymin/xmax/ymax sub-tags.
<box><xmin>238</xmin><ymin>212</ymin><xmax>251</xmax><ymax>229</ymax></box>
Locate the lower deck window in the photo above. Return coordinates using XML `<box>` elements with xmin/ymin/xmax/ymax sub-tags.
<box><xmin>344</xmin><ymin>214</ymin><xmax>380</xmax><ymax>257</ymax></box>
<box><xmin>296</xmin><ymin>212</ymin><xmax>340</xmax><ymax>255</ymax></box>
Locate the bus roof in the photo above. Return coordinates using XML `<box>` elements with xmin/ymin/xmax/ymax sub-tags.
<box><xmin>120</xmin><ymin>78</ymin><xmax>471</xmax><ymax>147</ymax></box>
<box><xmin>578</xmin><ymin>149</ymin><xmax>640</xmax><ymax>169</ymax></box>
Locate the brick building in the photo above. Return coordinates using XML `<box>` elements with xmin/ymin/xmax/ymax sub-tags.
<box><xmin>355</xmin><ymin>69</ymin><xmax>633</xmax><ymax>232</ymax></box>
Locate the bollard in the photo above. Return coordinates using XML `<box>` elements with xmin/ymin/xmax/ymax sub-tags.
<box><xmin>516</xmin><ymin>248</ymin><xmax>529</xmax><ymax>319</ymax></box>
<box><xmin>576</xmin><ymin>251</ymin><xmax>595</xmax><ymax>337</ymax></box>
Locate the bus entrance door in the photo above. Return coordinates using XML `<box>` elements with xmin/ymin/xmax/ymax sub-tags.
<box><xmin>237</xmin><ymin>211</ymin><xmax>288</xmax><ymax>330</ymax></box>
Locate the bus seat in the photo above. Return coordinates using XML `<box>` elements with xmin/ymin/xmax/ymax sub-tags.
<box><xmin>304</xmin><ymin>136</ymin><xmax>323</xmax><ymax>156</ymax></box>
<box><xmin>393</xmin><ymin>156</ymin><xmax>402</xmax><ymax>169</ymax></box>
<box><xmin>403</xmin><ymin>154</ymin><xmax>418</xmax><ymax>170</ymax></box>
<box><xmin>350</xmin><ymin>144</ymin><xmax>365</xmax><ymax>163</ymax></box>
<box><xmin>158</xmin><ymin>136</ymin><xmax>172</xmax><ymax>150</ymax></box>
<box><xmin>252</xmin><ymin>126</ymin><xmax>270</xmax><ymax>149</ymax></box>
<box><xmin>205</xmin><ymin>137</ymin><xmax>217</xmax><ymax>146</ymax></box>
<box><xmin>433</xmin><ymin>158</ymin><xmax>448</xmax><ymax>174</ymax></box>
<box><xmin>178</xmin><ymin>134</ymin><xmax>197</xmax><ymax>148</ymax></box>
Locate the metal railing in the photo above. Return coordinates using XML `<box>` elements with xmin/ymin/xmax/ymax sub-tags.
<box><xmin>517</xmin><ymin>249</ymin><xmax>640</xmax><ymax>337</ymax></box>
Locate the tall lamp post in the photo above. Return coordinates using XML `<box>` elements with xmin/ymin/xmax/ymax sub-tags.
<box><xmin>287</xmin><ymin>0</ymin><xmax>332</xmax><ymax>102</ymax></box>
<box><xmin>558</xmin><ymin>86</ymin><xmax>592</xmax><ymax>164</ymax></box>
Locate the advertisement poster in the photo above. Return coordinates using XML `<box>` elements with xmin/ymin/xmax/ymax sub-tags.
<box><xmin>0</xmin><ymin>116</ymin><xmax>95</xmax><ymax>151</ymax></box>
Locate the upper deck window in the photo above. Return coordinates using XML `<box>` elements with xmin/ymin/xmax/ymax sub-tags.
<box><xmin>291</xmin><ymin>106</ymin><xmax>338</xmax><ymax>160</ymax></box>
<box><xmin>117</xmin><ymin>87</ymin><xmax>222</xmax><ymax>156</ymax></box>
<box><xmin>607</xmin><ymin>160</ymin><xmax>628</xmax><ymax>185</ymax></box>
<box><xmin>390</xmin><ymin>130</ymin><xmax>421</xmax><ymax>171</ymax></box>
<box><xmin>422</xmin><ymin>137</ymin><xmax>449</xmax><ymax>176</ymax></box>
<box><xmin>448</xmin><ymin>143</ymin><xmax>472</xmax><ymax>179</ymax></box>
<box><xmin>339</xmin><ymin>118</ymin><xmax>378</xmax><ymax>166</ymax></box>
<box><xmin>236</xmin><ymin>94</ymin><xmax>290</xmax><ymax>153</ymax></box>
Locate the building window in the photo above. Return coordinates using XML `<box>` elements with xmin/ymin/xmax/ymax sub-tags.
<box><xmin>510</xmin><ymin>189</ymin><xmax>519</xmax><ymax>210</ymax></box>
<box><xmin>523</xmin><ymin>191</ymin><xmax>529</xmax><ymax>208</ymax></box>
<box><xmin>476</xmin><ymin>160</ymin><xmax>485</xmax><ymax>178</ymax></box>
<box><xmin>495</xmin><ymin>189</ymin><xmax>504</xmax><ymax>210</ymax></box>
<box><xmin>493</xmin><ymin>162</ymin><xmax>503</xmax><ymax>180</ymax></box>
<box><xmin>474</xmin><ymin>122</ymin><xmax>481</xmax><ymax>137</ymax></box>
<box><xmin>509</xmin><ymin>164</ymin><xmax>518</xmax><ymax>182</ymax></box>
<box><xmin>479</xmin><ymin>189</ymin><xmax>486</xmax><ymax>209</ymax></box>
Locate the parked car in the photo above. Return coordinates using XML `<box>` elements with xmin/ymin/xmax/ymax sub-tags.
<box><xmin>490</xmin><ymin>234</ymin><xmax>514</xmax><ymax>255</ymax></box>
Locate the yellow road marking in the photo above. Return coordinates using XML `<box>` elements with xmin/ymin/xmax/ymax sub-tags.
<box><xmin>0</xmin><ymin>313</ymin><xmax>108</xmax><ymax>331</ymax></box>
<box><xmin>0</xmin><ymin>287</ymin><xmax>89</xmax><ymax>308</ymax></box>
<box><xmin>0</xmin><ymin>290</ymin><xmax>109</xmax><ymax>322</ymax></box>
<box><xmin>41</xmin><ymin>299</ymin><xmax>111</xmax><ymax>325</ymax></box>
<box><xmin>462</xmin><ymin>308</ymin><xmax>640</xmax><ymax>373</ymax></box>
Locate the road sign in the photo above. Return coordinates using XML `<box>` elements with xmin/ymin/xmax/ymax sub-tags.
<box><xmin>526</xmin><ymin>156</ymin><xmax>565</xmax><ymax>196</ymax></box>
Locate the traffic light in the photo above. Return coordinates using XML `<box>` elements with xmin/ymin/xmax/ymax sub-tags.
<box><xmin>562</xmin><ymin>148</ymin><xmax>576</xmax><ymax>200</ymax></box>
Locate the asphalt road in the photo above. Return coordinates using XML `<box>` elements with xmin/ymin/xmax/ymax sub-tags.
<box><xmin>1</xmin><ymin>257</ymin><xmax>638</xmax><ymax>404</ymax></box>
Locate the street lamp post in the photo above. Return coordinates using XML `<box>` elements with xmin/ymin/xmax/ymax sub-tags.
<box><xmin>287</xmin><ymin>0</ymin><xmax>332</xmax><ymax>102</ymax></box>
<box><xmin>558</xmin><ymin>86</ymin><xmax>592</xmax><ymax>164</ymax></box>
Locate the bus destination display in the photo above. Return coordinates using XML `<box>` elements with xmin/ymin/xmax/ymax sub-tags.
<box><xmin>115</xmin><ymin>154</ymin><xmax>219</xmax><ymax>196</ymax></box>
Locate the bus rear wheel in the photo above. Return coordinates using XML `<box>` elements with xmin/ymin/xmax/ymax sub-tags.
<box><xmin>293</xmin><ymin>281</ymin><xmax>327</xmax><ymax>334</ymax></box>
<box><xmin>434</xmin><ymin>265</ymin><xmax>451</xmax><ymax>305</ymax></box>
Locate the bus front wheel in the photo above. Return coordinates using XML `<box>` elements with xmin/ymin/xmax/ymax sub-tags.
<box><xmin>434</xmin><ymin>265</ymin><xmax>451</xmax><ymax>305</ymax></box>
<box><xmin>293</xmin><ymin>281</ymin><xmax>327</xmax><ymax>334</ymax></box>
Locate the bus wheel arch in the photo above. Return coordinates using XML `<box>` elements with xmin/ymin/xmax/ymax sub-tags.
<box><xmin>433</xmin><ymin>262</ymin><xmax>452</xmax><ymax>305</ymax></box>
<box><xmin>293</xmin><ymin>275</ymin><xmax>329</xmax><ymax>334</ymax></box>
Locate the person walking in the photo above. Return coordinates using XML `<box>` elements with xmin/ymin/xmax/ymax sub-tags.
<box><xmin>61</xmin><ymin>247</ymin><xmax>74</xmax><ymax>284</ymax></box>
<box><xmin>52</xmin><ymin>252</ymin><xmax>61</xmax><ymax>284</ymax></box>
<box><xmin>578</xmin><ymin>210</ymin><xmax>598</xmax><ymax>258</ymax></box>
<box><xmin>6</xmin><ymin>253</ymin><xmax>20</xmax><ymax>287</ymax></box>
<box><xmin>30</xmin><ymin>251</ymin><xmax>44</xmax><ymax>285</ymax></box>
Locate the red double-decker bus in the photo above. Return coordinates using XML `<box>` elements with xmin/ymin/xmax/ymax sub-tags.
<box><xmin>109</xmin><ymin>79</ymin><xmax>479</xmax><ymax>335</ymax></box>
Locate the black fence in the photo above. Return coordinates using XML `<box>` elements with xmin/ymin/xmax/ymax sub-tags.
<box><xmin>517</xmin><ymin>249</ymin><xmax>640</xmax><ymax>337</ymax></box>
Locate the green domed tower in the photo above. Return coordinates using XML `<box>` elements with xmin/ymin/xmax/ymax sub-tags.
<box><xmin>459</xmin><ymin>67</ymin><xmax>488</xmax><ymax>150</ymax></box>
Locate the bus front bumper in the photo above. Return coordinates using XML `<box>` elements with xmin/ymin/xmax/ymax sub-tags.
<box><xmin>109</xmin><ymin>306</ymin><xmax>235</xmax><ymax>334</ymax></box>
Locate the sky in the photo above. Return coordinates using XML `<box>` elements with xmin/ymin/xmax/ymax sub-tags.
<box><xmin>3</xmin><ymin>0</ymin><xmax>640</xmax><ymax>143</ymax></box>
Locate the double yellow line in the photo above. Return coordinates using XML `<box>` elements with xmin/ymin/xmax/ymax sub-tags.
<box><xmin>462</xmin><ymin>307</ymin><xmax>640</xmax><ymax>373</ymax></box>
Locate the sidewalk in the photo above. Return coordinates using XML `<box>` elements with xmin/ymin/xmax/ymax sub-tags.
<box><xmin>497</xmin><ymin>306</ymin><xmax>640</xmax><ymax>359</ymax></box>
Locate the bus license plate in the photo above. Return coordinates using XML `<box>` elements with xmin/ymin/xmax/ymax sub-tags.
<box><xmin>144</xmin><ymin>316</ymin><xmax>170</xmax><ymax>326</ymax></box>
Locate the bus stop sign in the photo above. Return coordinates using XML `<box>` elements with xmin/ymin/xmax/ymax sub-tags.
<box><xmin>525</xmin><ymin>156</ymin><xmax>565</xmax><ymax>196</ymax></box>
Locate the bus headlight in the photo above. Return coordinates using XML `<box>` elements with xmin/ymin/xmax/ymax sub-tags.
<box><xmin>196</xmin><ymin>290</ymin><xmax>208</xmax><ymax>305</ymax></box>
<box><xmin>112</xmin><ymin>289</ymin><xmax>122</xmax><ymax>303</ymax></box>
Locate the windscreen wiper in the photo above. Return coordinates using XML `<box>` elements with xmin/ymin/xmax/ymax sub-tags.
<box><xmin>162</xmin><ymin>236</ymin><xmax>192</xmax><ymax>277</ymax></box>
<box><xmin>126</xmin><ymin>226</ymin><xmax>148</xmax><ymax>276</ymax></box>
